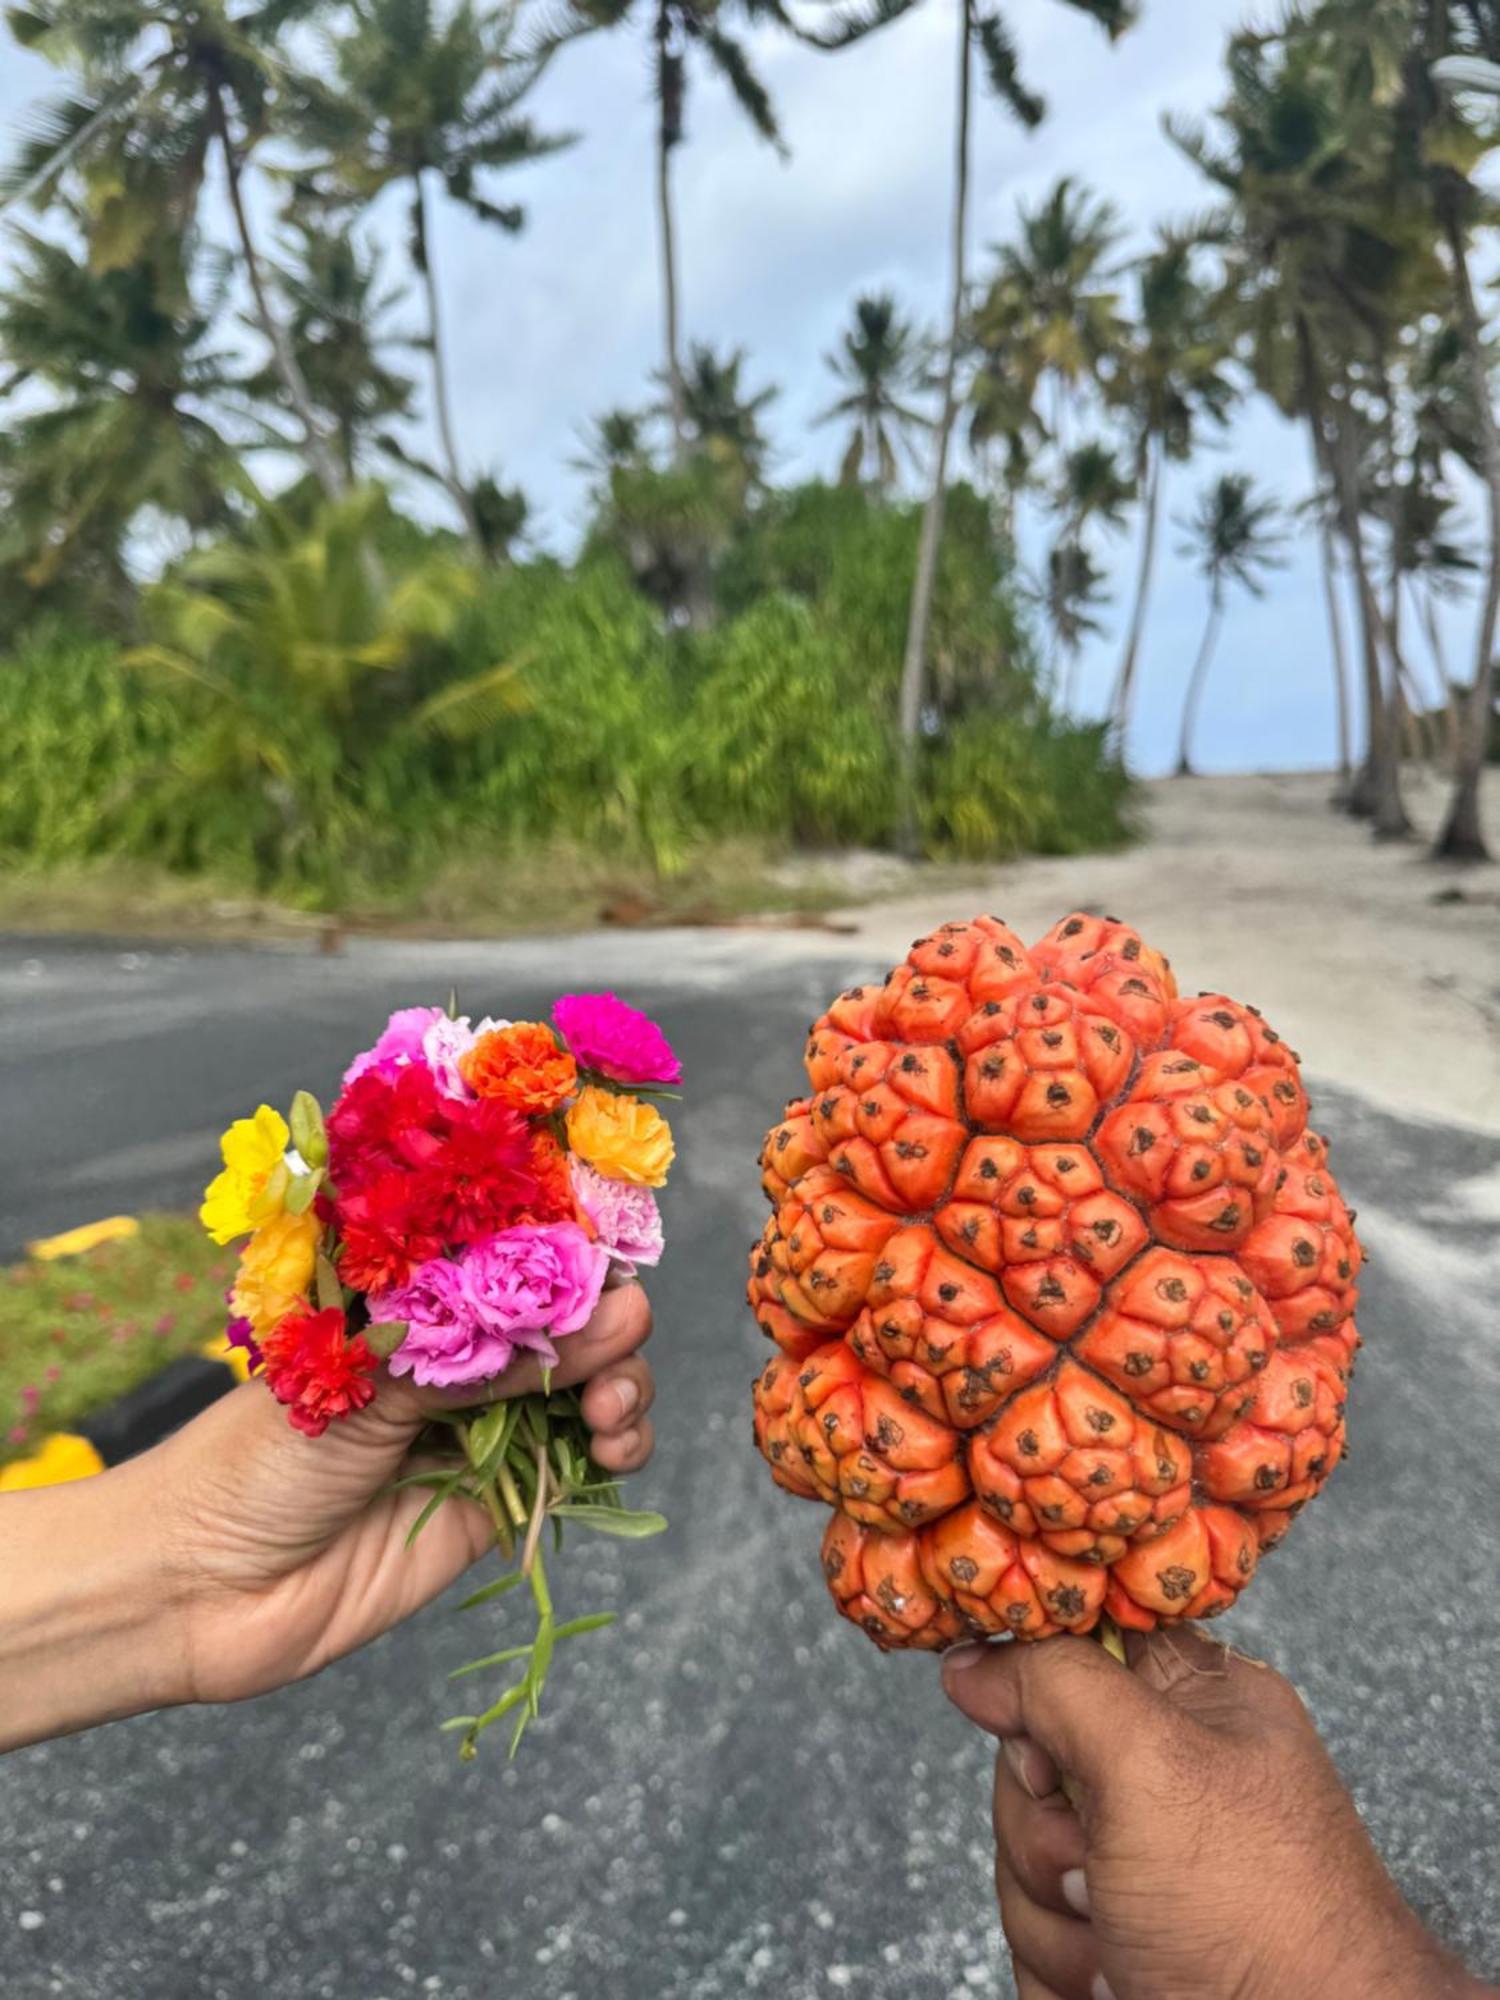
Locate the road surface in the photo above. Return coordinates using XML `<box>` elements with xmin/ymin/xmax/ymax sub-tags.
<box><xmin>2</xmin><ymin>930</ymin><xmax>1497</xmax><ymax>1998</ymax></box>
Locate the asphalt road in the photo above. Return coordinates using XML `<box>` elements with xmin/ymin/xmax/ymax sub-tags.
<box><xmin>2</xmin><ymin>932</ymin><xmax>1497</xmax><ymax>2000</ymax></box>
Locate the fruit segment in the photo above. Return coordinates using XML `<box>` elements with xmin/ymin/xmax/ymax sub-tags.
<box><xmin>1073</xmin><ymin>1247</ymin><xmax>1272</xmax><ymax>1440</ymax></box>
<box><xmin>821</xmin><ymin>1513</ymin><xmax>966</xmax><ymax>1651</ymax></box>
<box><xmin>967</xmin><ymin>1361</ymin><xmax>1193</xmax><ymax>1563</ymax></box>
<box><xmin>748</xmin><ymin>913</ymin><xmax>1362</xmax><ymax>1651</ymax></box>
<box><xmin>783</xmin><ymin>1340</ymin><xmax>971</xmax><ymax>1531</ymax></box>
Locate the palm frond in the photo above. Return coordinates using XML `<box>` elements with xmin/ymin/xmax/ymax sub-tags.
<box><xmin>973</xmin><ymin>12</ymin><xmax>1044</xmax><ymax>127</ymax></box>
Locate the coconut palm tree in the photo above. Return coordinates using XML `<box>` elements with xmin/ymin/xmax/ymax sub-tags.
<box><xmin>545</xmin><ymin>0</ymin><xmax>909</xmax><ymax>466</ymax></box>
<box><xmin>3</xmin><ymin>0</ymin><xmax>347</xmax><ymax>497</ymax></box>
<box><xmin>294</xmin><ymin>0</ymin><xmax>571</xmax><ymax>550</ymax></box>
<box><xmin>123</xmin><ymin>485</ymin><xmax>528</xmax><ymax>892</ymax></box>
<box><xmin>1108</xmin><ymin>230</ymin><xmax>1237</xmax><ymax>734</ymax></box>
<box><xmin>676</xmin><ymin>341</ymin><xmax>778</xmax><ymax>485</ymax></box>
<box><xmin>898</xmin><ymin>54</ymin><xmax>1132</xmax><ymax>848</ymax></box>
<box><xmin>242</xmin><ymin>221</ymin><xmax>417</xmax><ymax>483</ymax></box>
<box><xmin>1038</xmin><ymin>535</ymin><xmax>1109</xmax><ymax>706</ymax></box>
<box><xmin>1175</xmin><ymin>472</ymin><xmax>1286</xmax><ymax>776</ymax></box>
<box><xmin>1168</xmin><ymin>20</ymin><xmax>1428</xmax><ymax>839</ymax></box>
<box><xmin>0</xmin><ymin>219</ymin><xmax>244</xmax><ymax>596</ymax></box>
<box><xmin>816</xmin><ymin>291</ymin><xmax>930</xmax><ymax>492</ymax></box>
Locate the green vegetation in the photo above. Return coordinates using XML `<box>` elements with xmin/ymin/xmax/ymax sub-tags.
<box><xmin>0</xmin><ymin>1218</ymin><xmax>233</xmax><ymax>1468</ymax></box>
<box><xmin>3</xmin><ymin>0</ymin><xmax>1498</xmax><ymax>916</ymax></box>
<box><xmin>0</xmin><ymin>483</ymin><xmax>1130</xmax><ymax>911</ymax></box>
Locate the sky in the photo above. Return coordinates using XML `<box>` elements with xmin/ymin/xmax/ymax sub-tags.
<box><xmin>0</xmin><ymin>0</ymin><xmax>1456</xmax><ymax>776</ymax></box>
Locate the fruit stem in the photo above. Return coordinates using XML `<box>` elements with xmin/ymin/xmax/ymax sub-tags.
<box><xmin>1098</xmin><ymin>1614</ymin><xmax>1127</xmax><ymax>1666</ymax></box>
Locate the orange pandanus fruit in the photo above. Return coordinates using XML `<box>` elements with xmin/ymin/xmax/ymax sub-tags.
<box><xmin>749</xmin><ymin>916</ymin><xmax>1362</xmax><ymax>1651</ymax></box>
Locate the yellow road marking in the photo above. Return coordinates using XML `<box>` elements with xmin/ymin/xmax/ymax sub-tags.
<box><xmin>26</xmin><ymin>1216</ymin><xmax>141</xmax><ymax>1261</ymax></box>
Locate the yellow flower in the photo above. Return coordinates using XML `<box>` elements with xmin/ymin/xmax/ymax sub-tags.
<box><xmin>566</xmin><ymin>1086</ymin><xmax>675</xmax><ymax>1188</ymax></box>
<box><xmin>200</xmin><ymin>1105</ymin><xmax>292</xmax><ymax>1245</ymax></box>
<box><xmin>230</xmin><ymin>1208</ymin><xmax>319</xmax><ymax>1341</ymax></box>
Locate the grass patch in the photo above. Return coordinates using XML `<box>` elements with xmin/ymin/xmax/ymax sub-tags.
<box><xmin>1</xmin><ymin>1215</ymin><xmax>233</xmax><ymax>1468</ymax></box>
<box><xmin>0</xmin><ymin>840</ymin><xmax>996</xmax><ymax>944</ymax></box>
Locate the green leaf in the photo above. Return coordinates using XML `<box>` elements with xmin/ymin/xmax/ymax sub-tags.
<box><xmin>464</xmin><ymin>1400</ymin><xmax>513</xmax><ymax>1468</ymax></box>
<box><xmin>404</xmin><ymin>1484</ymin><xmax>455</xmax><ymax>1548</ymax></box>
<box><xmin>289</xmin><ymin>1089</ymin><xmax>329</xmax><ymax>1170</ymax></box>
<box><xmin>283</xmin><ymin>1167</ymin><xmax>324</xmax><ymax>1215</ymax></box>
<box><xmin>364</xmin><ymin>1318</ymin><xmax>408</xmax><ymax>1360</ymax></box>
<box><xmin>458</xmin><ymin>1570</ymin><xmax>526</xmax><ymax>1612</ymax></box>
<box><xmin>448</xmin><ymin>1642</ymin><xmax>535</xmax><ymax>1680</ymax></box>
<box><xmin>548</xmin><ymin>1505</ymin><xmax>668</xmax><ymax>1539</ymax></box>
<box><xmin>314</xmin><ymin>1252</ymin><xmax>344</xmax><ymax>1315</ymax></box>
<box><xmin>552</xmin><ymin>1613</ymin><xmax>616</xmax><ymax>1641</ymax></box>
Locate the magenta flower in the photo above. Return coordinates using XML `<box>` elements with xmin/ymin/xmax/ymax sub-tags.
<box><xmin>570</xmin><ymin>1158</ymin><xmax>664</xmax><ymax>1272</ymax></box>
<box><xmin>342</xmin><ymin>1006</ymin><xmax>447</xmax><ymax>1089</ymax></box>
<box><xmin>225</xmin><ymin>1315</ymin><xmax>263</xmax><ymax>1373</ymax></box>
<box><xmin>371</xmin><ymin>1256</ymin><xmax>478</xmax><ymax>1388</ymax></box>
<box><xmin>552</xmin><ymin>992</ymin><xmax>680</xmax><ymax>1086</ymax></box>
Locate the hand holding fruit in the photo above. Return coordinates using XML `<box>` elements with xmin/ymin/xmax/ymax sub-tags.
<box><xmin>942</xmin><ymin>1631</ymin><xmax>1489</xmax><ymax>2000</ymax></box>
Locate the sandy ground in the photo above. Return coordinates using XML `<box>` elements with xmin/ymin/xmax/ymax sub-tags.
<box><xmin>814</xmin><ymin>769</ymin><xmax>1500</xmax><ymax>1137</ymax></box>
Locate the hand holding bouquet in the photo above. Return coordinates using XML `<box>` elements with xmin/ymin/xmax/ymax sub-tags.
<box><xmin>201</xmin><ymin>992</ymin><xmax>680</xmax><ymax>1758</ymax></box>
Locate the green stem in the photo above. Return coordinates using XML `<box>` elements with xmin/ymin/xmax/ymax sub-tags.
<box><xmin>478</xmin><ymin>1480</ymin><xmax>514</xmax><ymax>1561</ymax></box>
<box><xmin>496</xmin><ymin>1462</ymin><xmax>528</xmax><ymax>1531</ymax></box>
<box><xmin>529</xmin><ymin>1540</ymin><xmax>553</xmax><ymax>1624</ymax></box>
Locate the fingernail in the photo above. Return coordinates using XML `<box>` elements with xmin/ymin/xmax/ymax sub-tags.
<box><xmin>941</xmin><ymin>1642</ymin><xmax>987</xmax><ymax>1681</ymax></box>
<box><xmin>1090</xmin><ymin>1976</ymin><xmax>1118</xmax><ymax>2000</ymax></box>
<box><xmin>1003</xmin><ymin>1737</ymin><xmax>1042</xmax><ymax>1800</ymax></box>
<box><xmin>613</xmin><ymin>1378</ymin><xmax>640</xmax><ymax>1421</ymax></box>
<box><xmin>1061</xmin><ymin>1867</ymin><xmax>1091</xmax><ymax>1918</ymax></box>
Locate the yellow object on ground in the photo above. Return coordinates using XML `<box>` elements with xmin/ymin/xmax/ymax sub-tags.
<box><xmin>201</xmin><ymin>1335</ymin><xmax>254</xmax><ymax>1384</ymax></box>
<box><xmin>0</xmin><ymin>1432</ymin><xmax>106</xmax><ymax>1491</ymax></box>
<box><xmin>26</xmin><ymin>1216</ymin><xmax>141</xmax><ymax>1261</ymax></box>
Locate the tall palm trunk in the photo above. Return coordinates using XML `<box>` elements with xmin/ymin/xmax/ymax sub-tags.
<box><xmin>411</xmin><ymin>172</ymin><xmax>482</xmax><ymax>553</ymax></box>
<box><xmin>656</xmin><ymin>2</ymin><xmax>687</xmax><ymax>464</ymax></box>
<box><xmin>1416</xmin><ymin>584</ymin><xmax>1464</xmax><ymax>772</ymax></box>
<box><xmin>1110</xmin><ymin>438</ymin><xmax>1161</xmax><ymax>732</ymax></box>
<box><xmin>1299</xmin><ymin>324</ymin><xmax>1408</xmax><ymax>838</ymax></box>
<box><xmin>210</xmin><ymin>86</ymin><xmax>344</xmax><ymax>501</ymax></box>
<box><xmin>1316</xmin><ymin>517</ymin><xmax>1354</xmax><ymax>784</ymax></box>
<box><xmin>1175</xmin><ymin>582</ymin><xmax>1222</xmax><ymax>777</ymax></box>
<box><xmin>1434</xmin><ymin>209</ymin><xmax>1500</xmax><ymax>860</ymax></box>
<box><xmin>896</xmin><ymin>0</ymin><xmax>972</xmax><ymax>855</ymax></box>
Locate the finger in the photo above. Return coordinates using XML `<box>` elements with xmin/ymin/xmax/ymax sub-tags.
<box><xmin>1016</xmin><ymin>1967</ymin><xmax>1072</xmax><ymax>2000</ymax></box>
<box><xmin>579</xmin><ymin>1356</ymin><xmax>656</xmax><ymax>1435</ymax></box>
<box><xmin>380</xmin><ymin>1284</ymin><xmax>653</xmax><ymax>1423</ymax></box>
<box><xmin>588</xmin><ymin>1416</ymin><xmax>654</xmax><ymax>1476</ymax></box>
<box><xmin>996</xmin><ymin>1864</ymin><xmax>1103</xmax><ymax>2000</ymax></box>
<box><xmin>943</xmin><ymin>1634</ymin><xmax>1175</xmax><ymax>1789</ymax></box>
<box><xmin>994</xmin><ymin>1747</ymin><xmax>1087</xmax><ymax>1919</ymax></box>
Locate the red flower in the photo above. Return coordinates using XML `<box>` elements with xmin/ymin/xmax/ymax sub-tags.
<box><xmin>336</xmin><ymin>1170</ymin><xmax>445</xmax><ymax>1294</ymax></box>
<box><xmin>328</xmin><ymin>1064</ymin><xmax>445</xmax><ymax>1191</ymax></box>
<box><xmin>415</xmin><ymin>1096</ymin><xmax>538</xmax><ymax>1245</ymax></box>
<box><xmin>261</xmin><ymin>1307</ymin><xmax>378</xmax><ymax>1438</ymax></box>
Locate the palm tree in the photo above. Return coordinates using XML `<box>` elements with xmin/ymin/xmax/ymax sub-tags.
<box><xmin>243</xmin><ymin>221</ymin><xmax>417</xmax><ymax>482</ymax></box>
<box><xmin>677</xmin><ymin>341</ymin><xmax>777</xmax><ymax>484</ymax></box>
<box><xmin>1175</xmin><ymin>472</ymin><xmax>1286</xmax><ymax>775</ymax></box>
<box><xmin>1046</xmin><ymin>438</ymin><xmax>1131</xmax><ymax>708</ymax></box>
<box><xmin>545</xmin><ymin>0</ymin><xmax>910</xmax><ymax>465</ymax></box>
<box><xmin>3</xmin><ymin>0</ymin><xmax>347</xmax><ymax>497</ymax></box>
<box><xmin>123</xmin><ymin>486</ymin><xmax>528</xmax><ymax>892</ymax></box>
<box><xmin>1108</xmin><ymin>230</ymin><xmax>1237</xmax><ymax>734</ymax></box>
<box><xmin>816</xmin><ymin>291</ymin><xmax>930</xmax><ymax>491</ymax></box>
<box><xmin>1418</xmin><ymin>34</ymin><xmax>1500</xmax><ymax>857</ymax></box>
<box><xmin>897</xmin><ymin>19</ymin><xmax>1133</xmax><ymax>850</ymax></box>
<box><xmin>296</xmin><ymin>0</ymin><xmax>571</xmax><ymax>550</ymax></box>
<box><xmin>0</xmin><ymin>220</ymin><xmax>244</xmax><ymax>596</ymax></box>
<box><xmin>1169</xmin><ymin>21</ymin><xmax>1426</xmax><ymax>839</ymax></box>
<box><xmin>1038</xmin><ymin>536</ymin><xmax>1109</xmax><ymax>704</ymax></box>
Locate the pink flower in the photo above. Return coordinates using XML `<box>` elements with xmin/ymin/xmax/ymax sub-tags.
<box><xmin>463</xmin><ymin>1223</ymin><xmax>609</xmax><ymax>1350</ymax></box>
<box><xmin>552</xmin><ymin>992</ymin><xmax>680</xmax><ymax>1087</ymax></box>
<box><xmin>570</xmin><ymin>1158</ymin><xmax>664</xmax><ymax>1272</ymax></box>
<box><xmin>342</xmin><ymin>1006</ymin><xmax>447</xmax><ymax>1089</ymax></box>
<box><xmin>380</xmin><ymin>1225</ymin><xmax>609</xmax><ymax>1389</ymax></box>
<box><xmin>422</xmin><ymin>1012</ymin><xmax>509</xmax><ymax>1100</ymax></box>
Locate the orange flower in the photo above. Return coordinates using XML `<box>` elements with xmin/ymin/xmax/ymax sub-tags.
<box><xmin>460</xmin><ymin>1022</ymin><xmax>578</xmax><ymax>1115</ymax></box>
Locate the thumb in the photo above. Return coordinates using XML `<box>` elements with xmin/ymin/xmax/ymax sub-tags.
<box><xmin>941</xmin><ymin>1634</ymin><xmax>1174</xmax><ymax>1787</ymax></box>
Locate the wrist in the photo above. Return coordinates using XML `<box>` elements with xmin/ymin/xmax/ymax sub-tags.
<box><xmin>0</xmin><ymin>1452</ymin><xmax>194</xmax><ymax>1751</ymax></box>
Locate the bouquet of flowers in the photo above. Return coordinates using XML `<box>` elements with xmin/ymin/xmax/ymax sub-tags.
<box><xmin>200</xmin><ymin>992</ymin><xmax>680</xmax><ymax>1758</ymax></box>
